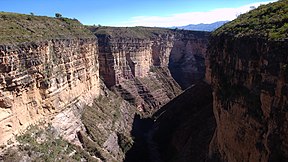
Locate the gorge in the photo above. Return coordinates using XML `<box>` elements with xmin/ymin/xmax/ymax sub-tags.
<box><xmin>0</xmin><ymin>12</ymin><xmax>209</xmax><ymax>161</ymax></box>
<box><xmin>1</xmin><ymin>0</ymin><xmax>288</xmax><ymax>161</ymax></box>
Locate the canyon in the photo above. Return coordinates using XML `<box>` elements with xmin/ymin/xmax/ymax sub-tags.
<box><xmin>1</xmin><ymin>0</ymin><xmax>288</xmax><ymax>161</ymax></box>
<box><xmin>0</xmin><ymin>12</ymin><xmax>209</xmax><ymax>161</ymax></box>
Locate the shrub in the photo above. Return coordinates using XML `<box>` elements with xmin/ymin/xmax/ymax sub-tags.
<box><xmin>55</xmin><ymin>13</ymin><xmax>62</xmax><ymax>18</ymax></box>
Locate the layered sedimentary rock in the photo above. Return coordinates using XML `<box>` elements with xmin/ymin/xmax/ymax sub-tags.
<box><xmin>89</xmin><ymin>27</ymin><xmax>209</xmax><ymax>113</ymax></box>
<box><xmin>79</xmin><ymin>86</ymin><xmax>136</xmax><ymax>161</ymax></box>
<box><xmin>0</xmin><ymin>12</ymin><xmax>211</xmax><ymax>161</ymax></box>
<box><xmin>169</xmin><ymin>30</ymin><xmax>209</xmax><ymax>89</ymax></box>
<box><xmin>90</xmin><ymin>27</ymin><xmax>183</xmax><ymax>114</ymax></box>
<box><xmin>0</xmin><ymin>13</ymin><xmax>100</xmax><ymax>145</ymax></box>
<box><xmin>206</xmin><ymin>1</ymin><xmax>288</xmax><ymax>161</ymax></box>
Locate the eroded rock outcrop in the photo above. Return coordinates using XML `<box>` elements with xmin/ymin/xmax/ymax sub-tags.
<box><xmin>89</xmin><ymin>27</ymin><xmax>209</xmax><ymax>114</ymax></box>
<box><xmin>0</xmin><ymin>13</ymin><xmax>100</xmax><ymax>145</ymax></box>
<box><xmin>90</xmin><ymin>27</ymin><xmax>183</xmax><ymax>114</ymax></box>
<box><xmin>206</xmin><ymin>1</ymin><xmax>288</xmax><ymax>161</ymax></box>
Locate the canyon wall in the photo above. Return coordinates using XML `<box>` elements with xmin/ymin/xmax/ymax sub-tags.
<box><xmin>89</xmin><ymin>27</ymin><xmax>209</xmax><ymax>114</ymax></box>
<box><xmin>90</xmin><ymin>27</ymin><xmax>181</xmax><ymax>114</ymax></box>
<box><xmin>206</xmin><ymin>1</ymin><xmax>288</xmax><ymax>161</ymax></box>
<box><xmin>0</xmin><ymin>13</ymin><xmax>100</xmax><ymax>145</ymax></box>
<box><xmin>151</xmin><ymin>82</ymin><xmax>215</xmax><ymax>162</ymax></box>
<box><xmin>169</xmin><ymin>30</ymin><xmax>209</xmax><ymax>89</ymax></box>
<box><xmin>0</xmin><ymin>12</ymin><xmax>210</xmax><ymax>161</ymax></box>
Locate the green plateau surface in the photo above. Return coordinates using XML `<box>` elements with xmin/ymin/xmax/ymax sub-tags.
<box><xmin>0</xmin><ymin>12</ymin><xmax>94</xmax><ymax>44</ymax></box>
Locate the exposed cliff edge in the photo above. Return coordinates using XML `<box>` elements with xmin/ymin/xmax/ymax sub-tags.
<box><xmin>89</xmin><ymin>27</ymin><xmax>209</xmax><ymax>107</ymax></box>
<box><xmin>89</xmin><ymin>27</ymin><xmax>182</xmax><ymax>114</ymax></box>
<box><xmin>206</xmin><ymin>0</ymin><xmax>288</xmax><ymax>161</ymax></box>
<box><xmin>0</xmin><ymin>12</ymin><xmax>100</xmax><ymax>146</ymax></box>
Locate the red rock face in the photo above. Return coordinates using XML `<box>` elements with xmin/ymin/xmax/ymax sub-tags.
<box><xmin>206</xmin><ymin>35</ymin><xmax>288</xmax><ymax>161</ymax></box>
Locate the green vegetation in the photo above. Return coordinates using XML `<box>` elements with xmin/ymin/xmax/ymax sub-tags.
<box><xmin>117</xmin><ymin>132</ymin><xmax>133</xmax><ymax>154</ymax></box>
<box><xmin>88</xmin><ymin>26</ymin><xmax>174</xmax><ymax>39</ymax></box>
<box><xmin>81</xmin><ymin>89</ymin><xmax>135</xmax><ymax>159</ymax></box>
<box><xmin>82</xmin><ymin>94</ymin><xmax>123</xmax><ymax>145</ymax></box>
<box><xmin>0</xmin><ymin>12</ymin><xmax>94</xmax><ymax>44</ymax></box>
<box><xmin>2</xmin><ymin>123</ymin><xmax>96</xmax><ymax>162</ymax></box>
<box><xmin>213</xmin><ymin>0</ymin><xmax>288</xmax><ymax>39</ymax></box>
<box><xmin>55</xmin><ymin>13</ymin><xmax>62</xmax><ymax>18</ymax></box>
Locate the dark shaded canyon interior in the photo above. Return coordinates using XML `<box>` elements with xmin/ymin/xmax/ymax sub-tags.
<box><xmin>168</xmin><ymin>31</ymin><xmax>209</xmax><ymax>89</ymax></box>
<box><xmin>124</xmin><ymin>82</ymin><xmax>215</xmax><ymax>162</ymax></box>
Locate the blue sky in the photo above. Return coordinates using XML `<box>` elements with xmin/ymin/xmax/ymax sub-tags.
<box><xmin>1</xmin><ymin>0</ymin><xmax>277</xmax><ymax>27</ymax></box>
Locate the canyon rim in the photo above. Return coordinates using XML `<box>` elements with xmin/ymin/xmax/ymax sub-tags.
<box><xmin>0</xmin><ymin>0</ymin><xmax>288</xmax><ymax>161</ymax></box>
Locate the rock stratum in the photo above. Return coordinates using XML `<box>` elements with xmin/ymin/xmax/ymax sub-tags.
<box><xmin>0</xmin><ymin>12</ymin><xmax>100</xmax><ymax>145</ymax></box>
<box><xmin>206</xmin><ymin>0</ymin><xmax>288</xmax><ymax>161</ymax></box>
<box><xmin>90</xmin><ymin>27</ymin><xmax>208</xmax><ymax>100</ymax></box>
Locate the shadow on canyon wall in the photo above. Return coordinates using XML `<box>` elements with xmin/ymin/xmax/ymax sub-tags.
<box><xmin>123</xmin><ymin>114</ymin><xmax>154</xmax><ymax>162</ymax></box>
<box><xmin>124</xmin><ymin>81</ymin><xmax>216</xmax><ymax>162</ymax></box>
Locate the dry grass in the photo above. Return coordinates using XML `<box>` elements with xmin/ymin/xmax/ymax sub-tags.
<box><xmin>0</xmin><ymin>12</ymin><xmax>94</xmax><ymax>44</ymax></box>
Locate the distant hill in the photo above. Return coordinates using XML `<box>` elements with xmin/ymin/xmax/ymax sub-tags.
<box><xmin>173</xmin><ymin>21</ymin><xmax>229</xmax><ymax>31</ymax></box>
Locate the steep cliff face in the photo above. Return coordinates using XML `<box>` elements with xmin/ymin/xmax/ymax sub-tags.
<box><xmin>0</xmin><ymin>12</ymin><xmax>211</xmax><ymax>161</ymax></box>
<box><xmin>169</xmin><ymin>30</ymin><xmax>209</xmax><ymax>89</ymax></box>
<box><xmin>151</xmin><ymin>82</ymin><xmax>215</xmax><ymax>162</ymax></box>
<box><xmin>89</xmin><ymin>27</ymin><xmax>183</xmax><ymax>114</ymax></box>
<box><xmin>89</xmin><ymin>27</ymin><xmax>209</xmax><ymax>114</ymax></box>
<box><xmin>0</xmin><ymin>13</ymin><xmax>100</xmax><ymax>145</ymax></box>
<box><xmin>206</xmin><ymin>1</ymin><xmax>288</xmax><ymax>161</ymax></box>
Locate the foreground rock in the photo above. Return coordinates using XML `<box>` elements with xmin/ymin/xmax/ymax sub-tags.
<box><xmin>206</xmin><ymin>1</ymin><xmax>288</xmax><ymax>161</ymax></box>
<box><xmin>0</xmin><ymin>12</ymin><xmax>100</xmax><ymax>145</ymax></box>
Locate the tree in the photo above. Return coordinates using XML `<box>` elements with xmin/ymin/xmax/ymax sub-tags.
<box><xmin>55</xmin><ymin>13</ymin><xmax>62</xmax><ymax>18</ymax></box>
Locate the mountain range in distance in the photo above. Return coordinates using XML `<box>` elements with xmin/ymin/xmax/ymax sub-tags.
<box><xmin>171</xmin><ymin>20</ymin><xmax>229</xmax><ymax>32</ymax></box>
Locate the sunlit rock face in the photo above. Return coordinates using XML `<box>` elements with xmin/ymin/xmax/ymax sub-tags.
<box><xmin>94</xmin><ymin>29</ymin><xmax>182</xmax><ymax>114</ymax></box>
<box><xmin>0</xmin><ymin>38</ymin><xmax>100</xmax><ymax>144</ymax></box>
<box><xmin>92</xmin><ymin>27</ymin><xmax>209</xmax><ymax>113</ymax></box>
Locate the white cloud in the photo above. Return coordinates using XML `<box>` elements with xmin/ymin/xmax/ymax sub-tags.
<box><xmin>116</xmin><ymin>0</ymin><xmax>277</xmax><ymax>27</ymax></box>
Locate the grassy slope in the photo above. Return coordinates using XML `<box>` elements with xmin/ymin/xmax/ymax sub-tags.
<box><xmin>0</xmin><ymin>12</ymin><xmax>94</xmax><ymax>44</ymax></box>
<box><xmin>213</xmin><ymin>0</ymin><xmax>288</xmax><ymax>40</ymax></box>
